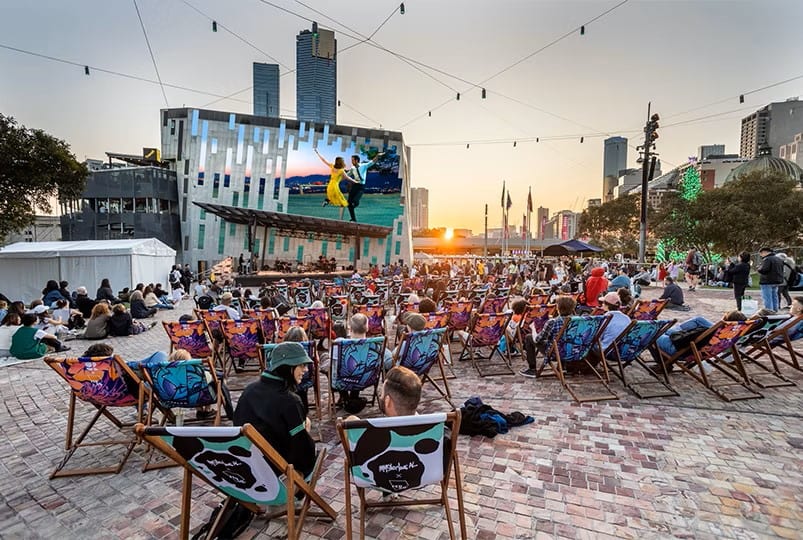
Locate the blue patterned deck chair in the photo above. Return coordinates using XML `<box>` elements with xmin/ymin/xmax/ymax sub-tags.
<box><xmin>135</xmin><ymin>424</ymin><xmax>336</xmax><ymax>540</ymax></box>
<box><xmin>458</xmin><ymin>312</ymin><xmax>514</xmax><ymax>377</ymax></box>
<box><xmin>542</xmin><ymin>315</ymin><xmax>618</xmax><ymax>403</ymax></box>
<box><xmin>262</xmin><ymin>341</ymin><xmax>322</xmax><ymax>421</ymax></box>
<box><xmin>732</xmin><ymin>315</ymin><xmax>797</xmax><ymax>388</ymax></box>
<box><xmin>336</xmin><ymin>412</ymin><xmax>466</xmax><ymax>540</ymax></box>
<box><xmin>742</xmin><ymin>314</ymin><xmax>803</xmax><ymax>373</ymax></box>
<box><xmin>328</xmin><ymin>336</ymin><xmax>386</xmax><ymax>413</ymax></box>
<box><xmin>395</xmin><ymin>327</ymin><xmax>452</xmax><ymax>406</ymax></box>
<box><xmin>44</xmin><ymin>355</ymin><xmax>145</xmax><ymax>479</ymax></box>
<box><xmin>604</xmin><ymin>319</ymin><xmax>678</xmax><ymax>398</ymax></box>
<box><xmin>140</xmin><ymin>358</ymin><xmax>222</xmax><ymax>426</ymax></box>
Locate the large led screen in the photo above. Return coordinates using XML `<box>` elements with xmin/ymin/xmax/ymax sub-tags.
<box><xmin>284</xmin><ymin>136</ymin><xmax>402</xmax><ymax>227</ymax></box>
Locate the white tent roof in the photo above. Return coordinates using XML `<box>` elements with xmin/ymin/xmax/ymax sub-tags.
<box><xmin>0</xmin><ymin>239</ymin><xmax>175</xmax><ymax>258</ymax></box>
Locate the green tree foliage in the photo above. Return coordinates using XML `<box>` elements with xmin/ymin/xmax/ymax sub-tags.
<box><xmin>0</xmin><ymin>114</ymin><xmax>88</xmax><ymax>241</ymax></box>
<box><xmin>577</xmin><ymin>194</ymin><xmax>642</xmax><ymax>255</ymax></box>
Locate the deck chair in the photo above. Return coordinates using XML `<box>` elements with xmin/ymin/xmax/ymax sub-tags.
<box><xmin>729</xmin><ymin>315</ymin><xmax>798</xmax><ymax>388</ymax></box>
<box><xmin>135</xmin><ymin>424</ymin><xmax>337</xmax><ymax>540</ymax></box>
<box><xmin>458</xmin><ymin>312</ymin><xmax>514</xmax><ymax>377</ymax></box>
<box><xmin>263</xmin><ymin>341</ymin><xmax>322</xmax><ymax>421</ymax></box>
<box><xmin>336</xmin><ymin>412</ymin><xmax>466</xmax><ymax>540</ymax></box>
<box><xmin>528</xmin><ymin>293</ymin><xmax>551</xmax><ymax>305</ymax></box>
<box><xmin>329</xmin><ymin>336</ymin><xmax>386</xmax><ymax>413</ymax></box>
<box><xmin>243</xmin><ymin>307</ymin><xmax>279</xmax><ymax>344</ymax></box>
<box><xmin>742</xmin><ymin>314</ymin><xmax>803</xmax><ymax>372</ymax></box>
<box><xmin>660</xmin><ymin>319</ymin><xmax>763</xmax><ymax>401</ymax></box>
<box><xmin>292</xmin><ymin>286</ymin><xmax>312</xmax><ymax>310</ymax></box>
<box><xmin>352</xmin><ymin>304</ymin><xmax>386</xmax><ymax>336</ymax></box>
<box><xmin>297</xmin><ymin>306</ymin><xmax>332</xmax><ymax>341</ymax></box>
<box><xmin>479</xmin><ymin>295</ymin><xmax>508</xmax><ymax>314</ymax></box>
<box><xmin>196</xmin><ymin>309</ymin><xmax>231</xmax><ymax>366</ymax></box>
<box><xmin>469</xmin><ymin>287</ymin><xmax>489</xmax><ymax>310</ymax></box>
<box><xmin>395</xmin><ymin>327</ymin><xmax>452</xmax><ymax>406</ymax></box>
<box><xmin>604</xmin><ymin>319</ymin><xmax>678</xmax><ymax>398</ymax></box>
<box><xmin>322</xmin><ymin>284</ymin><xmax>344</xmax><ymax>300</ymax></box>
<box><xmin>329</xmin><ymin>295</ymin><xmax>350</xmax><ymax>326</ymax></box>
<box><xmin>277</xmin><ymin>315</ymin><xmax>313</xmax><ymax>341</ymax></box>
<box><xmin>628</xmin><ymin>298</ymin><xmax>669</xmax><ymax>321</ymax></box>
<box><xmin>220</xmin><ymin>319</ymin><xmax>264</xmax><ymax>375</ymax></box>
<box><xmin>44</xmin><ymin>355</ymin><xmax>144</xmax><ymax>479</ymax></box>
<box><xmin>541</xmin><ymin>315</ymin><xmax>618</xmax><ymax>403</ymax></box>
<box><xmin>349</xmin><ymin>283</ymin><xmax>367</xmax><ymax>305</ymax></box>
<box><xmin>140</xmin><ymin>358</ymin><xmax>223</xmax><ymax>427</ymax></box>
<box><xmin>423</xmin><ymin>311</ymin><xmax>450</xmax><ymax>329</ymax></box>
<box><xmin>163</xmin><ymin>321</ymin><xmax>216</xmax><ymax>360</ymax></box>
<box><xmin>516</xmin><ymin>304</ymin><xmax>556</xmax><ymax>353</ymax></box>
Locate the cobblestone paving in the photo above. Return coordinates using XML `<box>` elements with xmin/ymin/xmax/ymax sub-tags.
<box><xmin>1</xmin><ymin>288</ymin><xmax>801</xmax><ymax>539</ymax></box>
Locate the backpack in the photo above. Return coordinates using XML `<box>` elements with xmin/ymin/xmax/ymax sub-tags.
<box><xmin>786</xmin><ymin>262</ymin><xmax>801</xmax><ymax>289</ymax></box>
<box><xmin>692</xmin><ymin>252</ymin><xmax>702</xmax><ymax>267</ymax></box>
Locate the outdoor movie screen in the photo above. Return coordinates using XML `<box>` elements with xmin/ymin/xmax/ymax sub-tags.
<box><xmin>284</xmin><ymin>135</ymin><xmax>402</xmax><ymax>228</ymax></box>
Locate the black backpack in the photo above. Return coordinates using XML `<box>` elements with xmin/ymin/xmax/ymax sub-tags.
<box><xmin>784</xmin><ymin>262</ymin><xmax>800</xmax><ymax>289</ymax></box>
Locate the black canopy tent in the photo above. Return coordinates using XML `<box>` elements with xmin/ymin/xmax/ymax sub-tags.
<box><xmin>542</xmin><ymin>239</ymin><xmax>604</xmax><ymax>256</ymax></box>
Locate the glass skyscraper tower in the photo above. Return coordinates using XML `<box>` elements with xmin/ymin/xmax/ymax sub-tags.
<box><xmin>296</xmin><ymin>28</ymin><xmax>337</xmax><ymax>125</ymax></box>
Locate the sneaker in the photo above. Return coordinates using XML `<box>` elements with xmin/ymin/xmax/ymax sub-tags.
<box><xmin>520</xmin><ymin>367</ymin><xmax>537</xmax><ymax>378</ymax></box>
<box><xmin>57</xmin><ymin>345</ymin><xmax>71</xmax><ymax>353</ymax></box>
<box><xmin>382</xmin><ymin>492</ymin><xmax>400</xmax><ymax>502</ymax></box>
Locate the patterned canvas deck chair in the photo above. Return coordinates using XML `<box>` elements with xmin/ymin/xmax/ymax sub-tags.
<box><xmin>628</xmin><ymin>298</ymin><xmax>669</xmax><ymax>321</ymax></box>
<box><xmin>352</xmin><ymin>304</ymin><xmax>386</xmax><ymax>337</ymax></box>
<box><xmin>220</xmin><ymin>319</ymin><xmax>264</xmax><ymax>376</ymax></box>
<box><xmin>361</xmin><ymin>293</ymin><xmax>381</xmax><ymax>306</ymax></box>
<box><xmin>242</xmin><ymin>307</ymin><xmax>280</xmax><ymax>344</ymax></box>
<box><xmin>328</xmin><ymin>336</ymin><xmax>386</xmax><ymax>413</ymax></box>
<box><xmin>140</xmin><ymin>358</ymin><xmax>223</xmax><ymax>426</ymax></box>
<box><xmin>263</xmin><ymin>341</ymin><xmax>322</xmax><ymax>420</ymax></box>
<box><xmin>195</xmin><ymin>309</ymin><xmax>231</xmax><ymax>354</ymax></box>
<box><xmin>44</xmin><ymin>355</ymin><xmax>145</xmax><ymax>479</ymax></box>
<box><xmin>441</xmin><ymin>289</ymin><xmax>460</xmax><ymax>305</ymax></box>
<box><xmin>729</xmin><ymin>315</ymin><xmax>798</xmax><ymax>388</ymax></box>
<box><xmin>541</xmin><ymin>315</ymin><xmax>618</xmax><ymax>403</ymax></box>
<box><xmin>374</xmin><ymin>282</ymin><xmax>390</xmax><ymax>305</ymax></box>
<box><xmin>349</xmin><ymin>282</ymin><xmax>367</xmax><ymax>305</ymax></box>
<box><xmin>661</xmin><ymin>319</ymin><xmax>763</xmax><ymax>401</ymax></box>
<box><xmin>163</xmin><ymin>321</ymin><xmax>215</xmax><ymax>360</ymax></box>
<box><xmin>469</xmin><ymin>287</ymin><xmax>489</xmax><ymax>310</ymax></box>
<box><xmin>328</xmin><ymin>295</ymin><xmax>350</xmax><ymax>326</ymax></box>
<box><xmin>297</xmin><ymin>306</ymin><xmax>331</xmax><ymax>342</ymax></box>
<box><xmin>277</xmin><ymin>315</ymin><xmax>313</xmax><ymax>342</ymax></box>
<box><xmin>135</xmin><ymin>424</ymin><xmax>336</xmax><ymax>540</ymax></box>
<box><xmin>604</xmin><ymin>319</ymin><xmax>678</xmax><ymax>398</ymax></box>
<box><xmin>479</xmin><ymin>294</ymin><xmax>508</xmax><ymax>314</ymax></box>
<box><xmin>445</xmin><ymin>301</ymin><xmax>474</xmax><ymax>355</ymax></box>
<box><xmin>275</xmin><ymin>282</ymin><xmax>290</xmax><ymax>300</ymax></box>
<box><xmin>742</xmin><ymin>314</ymin><xmax>803</xmax><ymax>373</ymax></box>
<box><xmin>423</xmin><ymin>311</ymin><xmax>451</xmax><ymax>330</ymax></box>
<box><xmin>336</xmin><ymin>412</ymin><xmax>466</xmax><ymax>540</ymax></box>
<box><xmin>515</xmin><ymin>304</ymin><xmax>556</xmax><ymax>354</ymax></box>
<box><xmin>322</xmin><ymin>283</ymin><xmax>344</xmax><ymax>301</ymax></box>
<box><xmin>292</xmin><ymin>286</ymin><xmax>313</xmax><ymax>311</ymax></box>
<box><xmin>458</xmin><ymin>312</ymin><xmax>514</xmax><ymax>377</ymax></box>
<box><xmin>528</xmin><ymin>293</ymin><xmax>552</xmax><ymax>305</ymax></box>
<box><xmin>395</xmin><ymin>327</ymin><xmax>453</xmax><ymax>405</ymax></box>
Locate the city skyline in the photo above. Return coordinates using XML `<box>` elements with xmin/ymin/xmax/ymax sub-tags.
<box><xmin>2</xmin><ymin>1</ymin><xmax>803</xmax><ymax>233</ymax></box>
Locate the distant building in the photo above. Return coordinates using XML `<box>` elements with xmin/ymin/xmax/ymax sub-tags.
<box><xmin>536</xmin><ymin>206</ymin><xmax>549</xmax><ymax>240</ymax></box>
<box><xmin>296</xmin><ymin>27</ymin><xmax>337</xmax><ymax>125</ymax></box>
<box><xmin>603</xmin><ymin>136</ymin><xmax>628</xmax><ymax>202</ymax></box>
<box><xmin>2</xmin><ymin>215</ymin><xmax>61</xmax><ymax>246</ymax></box>
<box><xmin>740</xmin><ymin>98</ymin><xmax>803</xmax><ymax>159</ymax></box>
<box><xmin>545</xmin><ymin>210</ymin><xmax>578</xmax><ymax>241</ymax></box>
<box><xmin>409</xmin><ymin>187</ymin><xmax>429</xmax><ymax>230</ymax></box>
<box><xmin>779</xmin><ymin>132</ymin><xmax>803</xmax><ymax>169</ymax></box>
<box><xmin>453</xmin><ymin>228</ymin><xmax>472</xmax><ymax>238</ymax></box>
<box><xmin>587</xmin><ymin>198</ymin><xmax>602</xmax><ymax>208</ymax></box>
<box><xmin>613</xmin><ymin>161</ymin><xmax>662</xmax><ymax>199</ymax></box>
<box><xmin>253</xmin><ymin>63</ymin><xmax>280</xmax><ymax>117</ymax></box>
<box><xmin>698</xmin><ymin>144</ymin><xmax>725</xmax><ymax>161</ymax></box>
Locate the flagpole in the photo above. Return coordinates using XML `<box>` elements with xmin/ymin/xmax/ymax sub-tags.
<box><xmin>501</xmin><ymin>180</ymin><xmax>506</xmax><ymax>257</ymax></box>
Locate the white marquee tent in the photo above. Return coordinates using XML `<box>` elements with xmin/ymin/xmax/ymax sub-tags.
<box><xmin>0</xmin><ymin>239</ymin><xmax>176</xmax><ymax>302</ymax></box>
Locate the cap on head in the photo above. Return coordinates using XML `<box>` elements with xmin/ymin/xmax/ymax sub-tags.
<box><xmin>268</xmin><ymin>342</ymin><xmax>313</xmax><ymax>371</ymax></box>
<box><xmin>405</xmin><ymin>313</ymin><xmax>426</xmax><ymax>331</ymax></box>
<box><xmin>602</xmin><ymin>292</ymin><xmax>621</xmax><ymax>306</ymax></box>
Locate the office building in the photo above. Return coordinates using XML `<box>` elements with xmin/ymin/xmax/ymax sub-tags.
<box><xmin>740</xmin><ymin>98</ymin><xmax>803</xmax><ymax>158</ymax></box>
<box><xmin>253</xmin><ymin>63</ymin><xmax>280</xmax><ymax>117</ymax></box>
<box><xmin>409</xmin><ymin>187</ymin><xmax>429</xmax><ymax>230</ymax></box>
<box><xmin>698</xmin><ymin>144</ymin><xmax>725</xmax><ymax>161</ymax></box>
<box><xmin>536</xmin><ymin>206</ymin><xmax>549</xmax><ymax>239</ymax></box>
<box><xmin>296</xmin><ymin>27</ymin><xmax>337</xmax><ymax>125</ymax></box>
<box><xmin>2</xmin><ymin>215</ymin><xmax>61</xmax><ymax>247</ymax></box>
<box><xmin>603</xmin><ymin>136</ymin><xmax>628</xmax><ymax>202</ymax></box>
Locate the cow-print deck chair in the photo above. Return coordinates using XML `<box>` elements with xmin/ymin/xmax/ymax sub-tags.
<box><xmin>336</xmin><ymin>411</ymin><xmax>466</xmax><ymax>540</ymax></box>
<box><xmin>135</xmin><ymin>424</ymin><xmax>336</xmax><ymax>540</ymax></box>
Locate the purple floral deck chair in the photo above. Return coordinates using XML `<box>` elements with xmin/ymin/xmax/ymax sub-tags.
<box><xmin>243</xmin><ymin>307</ymin><xmax>279</xmax><ymax>344</ymax></box>
<box><xmin>220</xmin><ymin>319</ymin><xmax>264</xmax><ymax>376</ymax></box>
<box><xmin>458</xmin><ymin>312</ymin><xmax>514</xmax><ymax>377</ymax></box>
<box><xmin>353</xmin><ymin>304</ymin><xmax>386</xmax><ymax>337</ymax></box>
<box><xmin>163</xmin><ymin>321</ymin><xmax>215</xmax><ymax>361</ymax></box>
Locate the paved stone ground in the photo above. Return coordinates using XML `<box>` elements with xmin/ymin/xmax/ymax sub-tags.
<box><xmin>1</xmin><ymin>287</ymin><xmax>802</xmax><ymax>539</ymax></box>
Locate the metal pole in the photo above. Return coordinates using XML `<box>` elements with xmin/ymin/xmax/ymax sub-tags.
<box><xmin>638</xmin><ymin>102</ymin><xmax>651</xmax><ymax>263</ymax></box>
<box><xmin>483</xmin><ymin>204</ymin><xmax>488</xmax><ymax>258</ymax></box>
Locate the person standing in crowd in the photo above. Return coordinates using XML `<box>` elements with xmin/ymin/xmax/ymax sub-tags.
<box><xmin>731</xmin><ymin>252</ymin><xmax>752</xmax><ymax>311</ymax></box>
<box><xmin>584</xmin><ymin>267</ymin><xmax>608</xmax><ymax>308</ymax></box>
<box><xmin>777</xmin><ymin>253</ymin><xmax>796</xmax><ymax>310</ymax></box>
<box><xmin>685</xmin><ymin>248</ymin><xmax>702</xmax><ymax>291</ymax></box>
<box><xmin>757</xmin><ymin>247</ymin><xmax>784</xmax><ymax>313</ymax></box>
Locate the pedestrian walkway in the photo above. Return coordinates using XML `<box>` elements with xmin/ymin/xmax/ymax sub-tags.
<box><xmin>0</xmin><ymin>288</ymin><xmax>801</xmax><ymax>539</ymax></box>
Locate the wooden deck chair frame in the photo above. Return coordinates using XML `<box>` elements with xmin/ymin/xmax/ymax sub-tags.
<box><xmin>195</xmin><ymin>309</ymin><xmax>231</xmax><ymax>370</ymax></box>
<box><xmin>541</xmin><ymin>315</ymin><xmax>619</xmax><ymax>403</ymax></box>
<box><xmin>604</xmin><ymin>319</ymin><xmax>679</xmax><ymax>398</ymax></box>
<box><xmin>135</xmin><ymin>423</ymin><xmax>337</xmax><ymax>540</ymax></box>
<box><xmin>725</xmin><ymin>315</ymin><xmax>797</xmax><ymax>388</ymax></box>
<box><xmin>660</xmin><ymin>320</ymin><xmax>764</xmax><ymax>402</ymax></box>
<box><xmin>262</xmin><ymin>341</ymin><xmax>323</xmax><ymax>421</ymax></box>
<box><xmin>628</xmin><ymin>298</ymin><xmax>669</xmax><ymax>321</ymax></box>
<box><xmin>457</xmin><ymin>311</ymin><xmax>515</xmax><ymax>377</ymax></box>
<box><xmin>44</xmin><ymin>355</ymin><xmax>146</xmax><ymax>479</ymax></box>
<box><xmin>336</xmin><ymin>411</ymin><xmax>466</xmax><ymax>540</ymax></box>
<box><xmin>394</xmin><ymin>327</ymin><xmax>453</xmax><ymax>407</ymax></box>
<box><xmin>741</xmin><ymin>314</ymin><xmax>803</xmax><ymax>373</ymax></box>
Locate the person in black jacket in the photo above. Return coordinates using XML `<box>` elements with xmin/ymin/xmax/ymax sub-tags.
<box><xmin>129</xmin><ymin>289</ymin><xmax>157</xmax><ymax>319</ymax></box>
<box><xmin>731</xmin><ymin>252</ymin><xmax>752</xmax><ymax>311</ymax></box>
<box><xmin>757</xmin><ymin>247</ymin><xmax>785</xmax><ymax>312</ymax></box>
<box><xmin>74</xmin><ymin>286</ymin><xmax>97</xmax><ymax>319</ymax></box>
<box><xmin>96</xmin><ymin>278</ymin><xmax>120</xmax><ymax>304</ymax></box>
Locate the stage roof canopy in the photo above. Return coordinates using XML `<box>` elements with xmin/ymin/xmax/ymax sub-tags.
<box><xmin>194</xmin><ymin>202</ymin><xmax>393</xmax><ymax>239</ymax></box>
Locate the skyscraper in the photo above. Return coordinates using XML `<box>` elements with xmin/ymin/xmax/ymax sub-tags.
<box><xmin>697</xmin><ymin>144</ymin><xmax>725</xmax><ymax>161</ymax></box>
<box><xmin>410</xmin><ymin>187</ymin><xmax>429</xmax><ymax>230</ymax></box>
<box><xmin>740</xmin><ymin>98</ymin><xmax>803</xmax><ymax>159</ymax></box>
<box><xmin>296</xmin><ymin>27</ymin><xmax>337</xmax><ymax>125</ymax></box>
<box><xmin>253</xmin><ymin>63</ymin><xmax>280</xmax><ymax>117</ymax></box>
<box><xmin>603</xmin><ymin>136</ymin><xmax>628</xmax><ymax>202</ymax></box>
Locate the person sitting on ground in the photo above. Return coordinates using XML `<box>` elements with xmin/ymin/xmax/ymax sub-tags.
<box><xmin>0</xmin><ymin>313</ymin><xmax>21</xmax><ymax>357</ymax></box>
<box><xmin>659</xmin><ymin>276</ymin><xmax>689</xmax><ymax>310</ymax></box>
<box><xmin>0</xmin><ymin>300</ymin><xmax>7</xmax><ymax>325</ymax></box>
<box><xmin>584</xmin><ymin>267</ymin><xmax>608</xmax><ymax>308</ymax></box>
<box><xmin>10</xmin><ymin>313</ymin><xmax>70</xmax><ymax>359</ymax></box>
<box><xmin>233</xmin><ymin>341</ymin><xmax>317</xmax><ymax>478</ymax></box>
<box><xmin>58</xmin><ymin>281</ymin><xmax>75</xmax><ymax>309</ymax></box>
<box><xmin>84</xmin><ymin>302</ymin><xmax>112</xmax><ymax>340</ymax></box>
<box><xmin>607</xmin><ymin>267</ymin><xmax>632</xmax><ymax>293</ymax></box>
<box><xmin>42</xmin><ymin>279</ymin><xmax>65</xmax><ymax>307</ymax></box>
<box><xmin>74</xmin><ymin>287</ymin><xmax>96</xmax><ymax>319</ymax></box>
<box><xmin>95</xmin><ymin>278</ymin><xmax>120</xmax><ymax>304</ymax></box>
<box><xmin>144</xmin><ymin>285</ymin><xmax>174</xmax><ymax>310</ymax></box>
<box><xmin>520</xmin><ymin>295</ymin><xmax>577</xmax><ymax>378</ymax></box>
<box><xmin>108</xmin><ymin>303</ymin><xmax>152</xmax><ymax>337</ymax></box>
<box><xmin>130</xmin><ymin>288</ymin><xmax>157</xmax><ymax>319</ymax></box>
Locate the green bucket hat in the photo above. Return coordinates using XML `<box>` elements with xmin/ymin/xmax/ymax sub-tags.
<box><xmin>268</xmin><ymin>342</ymin><xmax>313</xmax><ymax>371</ymax></box>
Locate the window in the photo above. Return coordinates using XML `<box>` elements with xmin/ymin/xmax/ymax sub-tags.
<box><xmin>363</xmin><ymin>237</ymin><xmax>370</xmax><ymax>254</ymax></box>
<box><xmin>283</xmin><ymin>237</ymin><xmax>290</xmax><ymax>252</ymax></box>
<box><xmin>122</xmin><ymin>198</ymin><xmax>134</xmax><ymax>212</ymax></box>
<box><xmin>217</xmin><ymin>221</ymin><xmax>226</xmax><ymax>255</ymax></box>
<box><xmin>395</xmin><ymin>241</ymin><xmax>401</xmax><ymax>256</ymax></box>
<box><xmin>135</xmin><ymin>198</ymin><xmax>148</xmax><ymax>213</ymax></box>
<box><xmin>297</xmin><ymin>245</ymin><xmax>304</xmax><ymax>261</ymax></box>
<box><xmin>197</xmin><ymin>224</ymin><xmax>205</xmax><ymax>249</ymax></box>
<box><xmin>199</xmin><ymin>209</ymin><xmax>206</xmax><ymax>220</ymax></box>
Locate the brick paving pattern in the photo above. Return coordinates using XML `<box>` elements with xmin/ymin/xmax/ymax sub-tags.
<box><xmin>1</xmin><ymin>286</ymin><xmax>801</xmax><ymax>539</ymax></box>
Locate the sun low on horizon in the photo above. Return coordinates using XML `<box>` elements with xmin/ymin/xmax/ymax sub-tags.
<box><xmin>444</xmin><ymin>228</ymin><xmax>454</xmax><ymax>240</ymax></box>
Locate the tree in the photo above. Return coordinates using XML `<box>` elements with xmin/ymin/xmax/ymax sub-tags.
<box><xmin>577</xmin><ymin>194</ymin><xmax>641</xmax><ymax>255</ymax></box>
<box><xmin>0</xmin><ymin>114</ymin><xmax>88</xmax><ymax>241</ymax></box>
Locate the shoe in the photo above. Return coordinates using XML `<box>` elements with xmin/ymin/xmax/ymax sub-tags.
<box><xmin>149</xmin><ymin>321</ymin><xmax>158</xmax><ymax>329</ymax></box>
<box><xmin>57</xmin><ymin>346</ymin><xmax>71</xmax><ymax>353</ymax></box>
<box><xmin>520</xmin><ymin>368</ymin><xmax>537</xmax><ymax>378</ymax></box>
<box><xmin>382</xmin><ymin>492</ymin><xmax>400</xmax><ymax>501</ymax></box>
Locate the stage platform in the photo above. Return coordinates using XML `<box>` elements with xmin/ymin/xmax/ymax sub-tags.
<box><xmin>235</xmin><ymin>270</ymin><xmax>353</xmax><ymax>288</ymax></box>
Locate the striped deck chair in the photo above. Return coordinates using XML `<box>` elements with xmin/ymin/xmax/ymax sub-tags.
<box><xmin>263</xmin><ymin>341</ymin><xmax>322</xmax><ymax>421</ymax></box>
<box><xmin>277</xmin><ymin>315</ymin><xmax>313</xmax><ymax>342</ymax></box>
<box><xmin>732</xmin><ymin>315</ymin><xmax>800</xmax><ymax>388</ymax></box>
<box><xmin>328</xmin><ymin>336</ymin><xmax>386</xmax><ymax>413</ymax></box>
<box><xmin>220</xmin><ymin>319</ymin><xmax>264</xmax><ymax>375</ymax></box>
<box><xmin>395</xmin><ymin>327</ymin><xmax>452</xmax><ymax>405</ymax></box>
<box><xmin>604</xmin><ymin>319</ymin><xmax>678</xmax><ymax>398</ymax></box>
<box><xmin>297</xmin><ymin>306</ymin><xmax>331</xmax><ymax>342</ymax></box>
<box><xmin>458</xmin><ymin>312</ymin><xmax>514</xmax><ymax>377</ymax></box>
<box><xmin>44</xmin><ymin>355</ymin><xmax>145</xmax><ymax>478</ymax></box>
<box><xmin>352</xmin><ymin>304</ymin><xmax>386</xmax><ymax>337</ymax></box>
<box><xmin>135</xmin><ymin>424</ymin><xmax>336</xmax><ymax>540</ymax></box>
<box><xmin>742</xmin><ymin>314</ymin><xmax>803</xmax><ymax>372</ymax></box>
<box><xmin>242</xmin><ymin>307</ymin><xmax>280</xmax><ymax>344</ymax></box>
<box><xmin>628</xmin><ymin>299</ymin><xmax>669</xmax><ymax>321</ymax></box>
<box><xmin>336</xmin><ymin>412</ymin><xmax>466</xmax><ymax>540</ymax></box>
<box><xmin>660</xmin><ymin>319</ymin><xmax>763</xmax><ymax>401</ymax></box>
<box><xmin>541</xmin><ymin>315</ymin><xmax>618</xmax><ymax>403</ymax></box>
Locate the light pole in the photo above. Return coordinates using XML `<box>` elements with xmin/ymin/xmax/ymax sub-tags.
<box><xmin>637</xmin><ymin>103</ymin><xmax>659</xmax><ymax>263</ymax></box>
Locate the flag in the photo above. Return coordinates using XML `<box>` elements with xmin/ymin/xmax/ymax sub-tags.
<box><xmin>501</xmin><ymin>180</ymin><xmax>506</xmax><ymax>209</ymax></box>
<box><xmin>506</xmin><ymin>192</ymin><xmax>512</xmax><ymax>211</ymax></box>
<box><xmin>522</xmin><ymin>213</ymin><xmax>527</xmax><ymax>239</ymax></box>
<box><xmin>527</xmin><ymin>187</ymin><xmax>533</xmax><ymax>213</ymax></box>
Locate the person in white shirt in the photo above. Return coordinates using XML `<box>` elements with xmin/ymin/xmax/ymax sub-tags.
<box><xmin>212</xmin><ymin>292</ymin><xmax>241</xmax><ymax>320</ymax></box>
<box><xmin>598</xmin><ymin>292</ymin><xmax>632</xmax><ymax>351</ymax></box>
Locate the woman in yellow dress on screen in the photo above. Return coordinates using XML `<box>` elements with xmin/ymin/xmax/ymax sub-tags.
<box><xmin>314</xmin><ymin>148</ymin><xmax>356</xmax><ymax>220</ymax></box>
